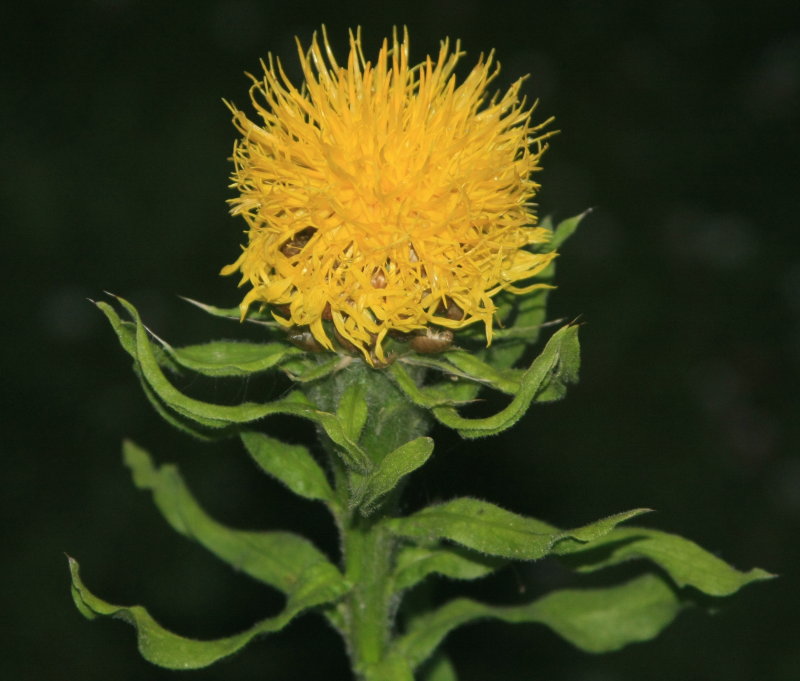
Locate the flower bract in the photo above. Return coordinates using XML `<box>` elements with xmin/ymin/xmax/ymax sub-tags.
<box><xmin>223</xmin><ymin>27</ymin><xmax>557</xmax><ymax>363</ymax></box>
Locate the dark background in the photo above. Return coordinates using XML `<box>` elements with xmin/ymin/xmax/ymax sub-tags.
<box><xmin>3</xmin><ymin>1</ymin><xmax>798</xmax><ymax>679</ymax></box>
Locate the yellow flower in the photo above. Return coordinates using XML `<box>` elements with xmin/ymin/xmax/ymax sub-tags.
<box><xmin>222</xmin><ymin>27</ymin><xmax>557</xmax><ymax>364</ymax></box>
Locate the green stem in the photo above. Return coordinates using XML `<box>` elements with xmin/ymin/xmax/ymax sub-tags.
<box><xmin>306</xmin><ymin>360</ymin><xmax>431</xmax><ymax>680</ymax></box>
<box><xmin>341</xmin><ymin>512</ymin><xmax>398</xmax><ymax>680</ymax></box>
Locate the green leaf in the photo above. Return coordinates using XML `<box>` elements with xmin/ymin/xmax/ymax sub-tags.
<box><xmin>126</xmin><ymin>298</ymin><xmax>306</xmax><ymax>426</ymax></box>
<box><xmin>394</xmin><ymin>572</ymin><xmax>681</xmax><ymax>668</ymax></box>
<box><xmin>548</xmin><ymin>209</ymin><xmax>591</xmax><ymax>252</ymax></box>
<box><xmin>518</xmin><ymin>572</ymin><xmax>680</xmax><ymax>652</ymax></box>
<box><xmin>387</xmin><ymin>363</ymin><xmax>475</xmax><ymax>408</ymax></box>
<box><xmin>560</xmin><ymin>526</ymin><xmax>775</xmax><ymax>596</ymax></box>
<box><xmin>393</xmin><ymin>544</ymin><xmax>506</xmax><ymax>591</ymax></box>
<box><xmin>392</xmin><ymin>356</ymin><xmax>484</xmax><ymax>403</ymax></box>
<box><xmin>550</xmin><ymin>509</ymin><xmax>655</xmax><ymax>552</ymax></box>
<box><xmin>352</xmin><ymin>437</ymin><xmax>434</xmax><ymax>514</ymax></box>
<box><xmin>105</xmin><ymin>295</ymin><xmax>328</xmax><ymax>430</ymax></box>
<box><xmin>398</xmin><ymin>349</ymin><xmax>522</xmax><ymax>397</ymax></box>
<box><xmin>104</xmin><ymin>315</ymin><xmax>236</xmax><ymax>437</ymax></box>
<box><xmin>240</xmin><ymin>431</ymin><xmax>335</xmax><ymax>505</ymax></box>
<box><xmin>95</xmin><ymin>301</ymin><xmax>178</xmax><ymax>372</ymax></box>
<box><xmin>133</xmin><ymin>368</ymin><xmax>226</xmax><ymax>441</ymax></box>
<box><xmin>431</xmin><ymin>324</ymin><xmax>580</xmax><ymax>438</ymax></box>
<box><xmin>337</xmin><ymin>382</ymin><xmax>368</xmax><ymax>443</ymax></box>
<box><xmin>386</xmin><ymin>498</ymin><xmax>647</xmax><ymax>560</ymax></box>
<box><xmin>95</xmin><ymin>300</ymin><xmax>137</xmax><ymax>357</ymax></box>
<box><xmin>438</xmin><ymin>350</ymin><xmax>523</xmax><ymax>395</ymax></box>
<box><xmin>316</xmin><ymin>412</ymin><xmax>372</xmax><ymax>472</ymax></box>
<box><xmin>68</xmin><ymin>556</ymin><xmax>334</xmax><ymax>670</ymax></box>
<box><xmin>279</xmin><ymin>355</ymin><xmax>344</xmax><ymax>382</ymax></box>
<box><xmin>123</xmin><ymin>440</ymin><xmax>348</xmax><ymax>599</ymax></box>
<box><xmin>180</xmin><ymin>296</ymin><xmax>280</xmax><ymax>327</ymax></box>
<box><xmin>479</xmin><ymin>211</ymin><xmax>587</xmax><ymax>369</ymax></box>
<box><xmin>419</xmin><ymin>653</ymin><xmax>459</xmax><ymax>681</ymax></box>
<box><xmin>164</xmin><ymin>340</ymin><xmax>300</xmax><ymax>377</ymax></box>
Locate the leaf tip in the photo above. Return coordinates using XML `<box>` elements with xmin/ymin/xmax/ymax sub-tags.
<box><xmin>122</xmin><ymin>440</ymin><xmax>157</xmax><ymax>488</ymax></box>
<box><xmin>747</xmin><ymin>567</ymin><xmax>778</xmax><ymax>583</ymax></box>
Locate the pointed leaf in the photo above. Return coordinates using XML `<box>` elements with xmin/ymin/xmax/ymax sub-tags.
<box><xmin>490</xmin><ymin>319</ymin><xmax>564</xmax><ymax>342</ymax></box>
<box><xmin>393</xmin><ymin>544</ymin><xmax>506</xmax><ymax>591</ymax></box>
<box><xmin>279</xmin><ymin>355</ymin><xmax>344</xmax><ymax>382</ymax></box>
<box><xmin>387</xmin><ymin>363</ymin><xmax>474</xmax><ymax>408</ymax></box>
<box><xmin>164</xmin><ymin>340</ymin><xmax>300</xmax><ymax>377</ymax></box>
<box><xmin>395</xmin><ymin>573</ymin><xmax>681</xmax><ymax>668</ymax></box>
<box><xmin>386</xmin><ymin>498</ymin><xmax>647</xmax><ymax>560</ymax></box>
<box><xmin>69</xmin><ymin>556</ymin><xmax>334</xmax><ymax>670</ymax></box>
<box><xmin>97</xmin><ymin>299</ymin><xmax>232</xmax><ymax>437</ymax></box>
<box><xmin>559</xmin><ymin>526</ymin><xmax>774</xmax><ymax>596</ymax></box>
<box><xmin>316</xmin><ymin>412</ymin><xmax>372</xmax><ymax>472</ymax></box>
<box><xmin>548</xmin><ymin>209</ymin><xmax>591</xmax><ymax>252</ymax></box>
<box><xmin>337</xmin><ymin>382</ymin><xmax>368</xmax><ymax>443</ymax></box>
<box><xmin>123</xmin><ymin>440</ymin><xmax>348</xmax><ymax>599</ymax></box>
<box><xmin>108</xmin><ymin>295</ymin><xmax>327</xmax><ymax>429</ymax></box>
<box><xmin>134</xmin><ymin>368</ymin><xmax>226</xmax><ymax>441</ymax></box>
<box><xmin>551</xmin><ymin>509</ymin><xmax>654</xmax><ymax>552</ymax></box>
<box><xmin>352</xmin><ymin>437</ymin><xmax>434</xmax><ymax>513</ymax></box>
<box><xmin>96</xmin><ymin>301</ymin><xmax>179</xmax><ymax>372</ymax></box>
<box><xmin>240</xmin><ymin>431</ymin><xmax>335</xmax><ymax>504</ymax></box>
<box><xmin>432</xmin><ymin>324</ymin><xmax>580</xmax><ymax>439</ymax></box>
<box><xmin>180</xmin><ymin>296</ymin><xmax>279</xmax><ymax>327</ymax></box>
<box><xmin>484</xmin><ymin>211</ymin><xmax>588</xmax><ymax>369</ymax></box>
<box><xmin>438</xmin><ymin>351</ymin><xmax>523</xmax><ymax>394</ymax></box>
<box><xmin>419</xmin><ymin>653</ymin><xmax>459</xmax><ymax>681</ymax></box>
<box><xmin>394</xmin><ymin>356</ymin><xmax>483</xmax><ymax>400</ymax></box>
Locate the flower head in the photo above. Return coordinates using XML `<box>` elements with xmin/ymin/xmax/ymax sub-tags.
<box><xmin>223</xmin><ymin>28</ymin><xmax>556</xmax><ymax>364</ymax></box>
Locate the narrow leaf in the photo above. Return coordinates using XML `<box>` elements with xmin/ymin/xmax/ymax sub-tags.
<box><xmin>337</xmin><ymin>382</ymin><xmax>368</xmax><ymax>443</ymax></box>
<box><xmin>393</xmin><ymin>544</ymin><xmax>506</xmax><ymax>591</ymax></box>
<box><xmin>395</xmin><ymin>573</ymin><xmax>681</xmax><ymax>668</ymax></box>
<box><xmin>69</xmin><ymin>556</ymin><xmax>332</xmax><ymax>670</ymax></box>
<box><xmin>280</xmin><ymin>355</ymin><xmax>344</xmax><ymax>382</ymax></box>
<box><xmin>419</xmin><ymin>653</ymin><xmax>459</xmax><ymax>681</ymax></box>
<box><xmin>480</xmin><ymin>211</ymin><xmax>587</xmax><ymax>369</ymax></box>
<box><xmin>123</xmin><ymin>440</ymin><xmax>347</xmax><ymax>599</ymax></box>
<box><xmin>432</xmin><ymin>324</ymin><xmax>580</xmax><ymax>439</ymax></box>
<box><xmin>96</xmin><ymin>300</ymin><xmax>137</xmax><ymax>358</ymax></box>
<box><xmin>387</xmin><ymin>363</ymin><xmax>474</xmax><ymax>408</ymax></box>
<box><xmin>548</xmin><ymin>209</ymin><xmax>592</xmax><ymax>252</ymax></box>
<box><xmin>393</xmin><ymin>356</ymin><xmax>485</xmax><ymax>404</ymax></box>
<box><xmin>164</xmin><ymin>340</ymin><xmax>300</xmax><ymax>377</ymax></box>
<box><xmin>560</xmin><ymin>526</ymin><xmax>775</xmax><ymax>596</ymax></box>
<box><xmin>111</xmin><ymin>295</ymin><xmax>325</xmax><ymax>428</ymax></box>
<box><xmin>552</xmin><ymin>509</ymin><xmax>653</xmax><ymax>551</ymax></box>
<box><xmin>240</xmin><ymin>430</ymin><xmax>335</xmax><ymax>504</ymax></box>
<box><xmin>98</xmin><ymin>300</ymin><xmax>232</xmax><ymax>437</ymax></box>
<box><xmin>352</xmin><ymin>437</ymin><xmax>434</xmax><ymax>513</ymax></box>
<box><xmin>180</xmin><ymin>296</ymin><xmax>279</xmax><ymax>327</ymax></box>
<box><xmin>134</xmin><ymin>369</ymin><xmax>225</xmax><ymax>441</ymax></box>
<box><xmin>386</xmin><ymin>498</ymin><xmax>646</xmax><ymax>560</ymax></box>
<box><xmin>439</xmin><ymin>350</ymin><xmax>523</xmax><ymax>394</ymax></box>
<box><xmin>96</xmin><ymin>301</ymin><xmax>178</xmax><ymax>372</ymax></box>
<box><xmin>316</xmin><ymin>412</ymin><xmax>372</xmax><ymax>472</ymax></box>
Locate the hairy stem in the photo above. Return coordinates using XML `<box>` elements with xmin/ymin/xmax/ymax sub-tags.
<box><xmin>307</xmin><ymin>359</ymin><xmax>431</xmax><ymax>679</ymax></box>
<box><xmin>341</xmin><ymin>512</ymin><xmax>399</xmax><ymax>679</ymax></box>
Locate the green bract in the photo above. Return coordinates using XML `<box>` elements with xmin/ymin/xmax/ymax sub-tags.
<box><xmin>70</xmin><ymin>214</ymin><xmax>771</xmax><ymax>680</ymax></box>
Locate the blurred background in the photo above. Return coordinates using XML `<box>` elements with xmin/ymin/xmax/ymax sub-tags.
<box><xmin>3</xmin><ymin>1</ymin><xmax>798</xmax><ymax>679</ymax></box>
